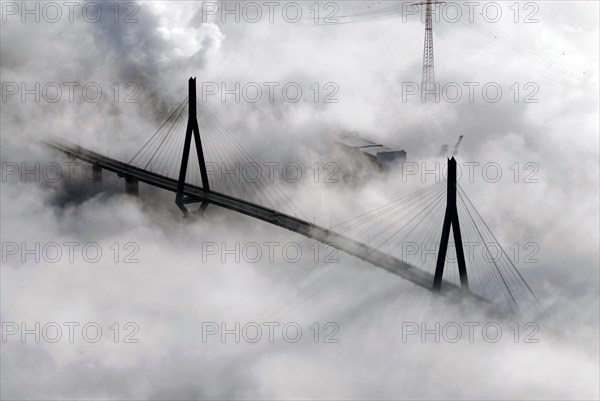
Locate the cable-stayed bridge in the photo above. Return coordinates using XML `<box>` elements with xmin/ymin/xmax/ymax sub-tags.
<box><xmin>46</xmin><ymin>78</ymin><xmax>543</xmax><ymax>317</ymax></box>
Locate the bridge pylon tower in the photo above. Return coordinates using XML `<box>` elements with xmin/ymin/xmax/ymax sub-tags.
<box><xmin>433</xmin><ymin>157</ymin><xmax>469</xmax><ymax>291</ymax></box>
<box><xmin>175</xmin><ymin>77</ymin><xmax>211</xmax><ymax>216</ymax></box>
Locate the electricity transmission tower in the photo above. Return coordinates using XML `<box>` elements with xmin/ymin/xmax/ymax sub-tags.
<box><xmin>413</xmin><ymin>0</ymin><xmax>444</xmax><ymax>91</ymax></box>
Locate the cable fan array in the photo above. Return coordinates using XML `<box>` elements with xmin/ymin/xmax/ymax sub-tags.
<box><xmin>129</xmin><ymin>98</ymin><xmax>306</xmax><ymax>218</ymax></box>
<box><xmin>331</xmin><ymin>181</ymin><xmax>542</xmax><ymax>314</ymax></box>
<box><xmin>127</xmin><ymin>96</ymin><xmax>542</xmax><ymax>315</ymax></box>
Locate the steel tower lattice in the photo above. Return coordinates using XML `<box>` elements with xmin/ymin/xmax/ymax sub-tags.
<box><xmin>414</xmin><ymin>0</ymin><xmax>443</xmax><ymax>91</ymax></box>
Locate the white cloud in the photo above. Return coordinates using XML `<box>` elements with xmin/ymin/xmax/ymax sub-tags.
<box><xmin>1</xmin><ymin>1</ymin><xmax>598</xmax><ymax>399</ymax></box>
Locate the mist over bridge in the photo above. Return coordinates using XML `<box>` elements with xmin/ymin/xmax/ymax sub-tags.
<box><xmin>46</xmin><ymin>78</ymin><xmax>543</xmax><ymax>317</ymax></box>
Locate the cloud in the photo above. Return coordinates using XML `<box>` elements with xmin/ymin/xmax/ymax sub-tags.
<box><xmin>1</xmin><ymin>1</ymin><xmax>598</xmax><ymax>399</ymax></box>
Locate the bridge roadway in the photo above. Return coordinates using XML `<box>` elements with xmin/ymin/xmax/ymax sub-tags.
<box><xmin>46</xmin><ymin>138</ymin><xmax>481</xmax><ymax>301</ymax></box>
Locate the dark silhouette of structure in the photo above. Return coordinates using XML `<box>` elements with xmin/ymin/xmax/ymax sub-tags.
<box><xmin>175</xmin><ymin>77</ymin><xmax>210</xmax><ymax>215</ymax></box>
<box><xmin>433</xmin><ymin>157</ymin><xmax>468</xmax><ymax>291</ymax></box>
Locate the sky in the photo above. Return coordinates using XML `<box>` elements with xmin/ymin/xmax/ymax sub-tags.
<box><xmin>1</xmin><ymin>1</ymin><xmax>599</xmax><ymax>399</ymax></box>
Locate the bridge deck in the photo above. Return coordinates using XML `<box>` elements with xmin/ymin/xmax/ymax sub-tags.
<box><xmin>46</xmin><ymin>138</ymin><xmax>483</xmax><ymax>302</ymax></box>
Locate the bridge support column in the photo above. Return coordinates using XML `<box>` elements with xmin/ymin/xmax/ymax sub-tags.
<box><xmin>433</xmin><ymin>157</ymin><xmax>468</xmax><ymax>291</ymax></box>
<box><xmin>92</xmin><ymin>164</ymin><xmax>102</xmax><ymax>183</ymax></box>
<box><xmin>125</xmin><ymin>177</ymin><xmax>139</xmax><ymax>197</ymax></box>
<box><xmin>175</xmin><ymin>77</ymin><xmax>211</xmax><ymax>216</ymax></box>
